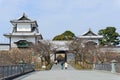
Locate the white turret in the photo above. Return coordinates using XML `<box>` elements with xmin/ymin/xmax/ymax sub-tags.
<box><xmin>4</xmin><ymin>13</ymin><xmax>43</xmax><ymax>48</ymax></box>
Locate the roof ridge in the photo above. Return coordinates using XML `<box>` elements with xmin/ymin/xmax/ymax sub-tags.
<box><xmin>82</xmin><ymin>28</ymin><xmax>97</xmax><ymax>36</ymax></box>
<box><xmin>18</xmin><ymin>13</ymin><xmax>31</xmax><ymax>20</ymax></box>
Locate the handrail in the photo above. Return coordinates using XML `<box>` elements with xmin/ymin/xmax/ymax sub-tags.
<box><xmin>94</xmin><ymin>63</ymin><xmax>120</xmax><ymax>73</ymax></box>
<box><xmin>0</xmin><ymin>64</ymin><xmax>34</xmax><ymax>80</ymax></box>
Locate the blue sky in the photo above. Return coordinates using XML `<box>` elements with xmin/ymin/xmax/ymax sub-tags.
<box><xmin>0</xmin><ymin>0</ymin><xmax>120</xmax><ymax>43</ymax></box>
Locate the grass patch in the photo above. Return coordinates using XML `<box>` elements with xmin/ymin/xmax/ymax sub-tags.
<box><xmin>45</xmin><ymin>62</ymin><xmax>54</xmax><ymax>70</ymax></box>
<box><xmin>71</xmin><ymin>63</ymin><xmax>83</xmax><ymax>70</ymax></box>
<box><xmin>69</xmin><ymin>61</ymin><xmax>93</xmax><ymax>70</ymax></box>
<box><xmin>34</xmin><ymin>62</ymin><xmax>54</xmax><ymax>70</ymax></box>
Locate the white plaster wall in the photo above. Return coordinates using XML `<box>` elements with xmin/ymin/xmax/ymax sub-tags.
<box><xmin>82</xmin><ymin>38</ymin><xmax>99</xmax><ymax>45</ymax></box>
<box><xmin>0</xmin><ymin>45</ymin><xmax>9</xmax><ymax>50</ymax></box>
<box><xmin>17</xmin><ymin>23</ymin><xmax>31</xmax><ymax>31</ymax></box>
<box><xmin>100</xmin><ymin>48</ymin><xmax>120</xmax><ymax>53</ymax></box>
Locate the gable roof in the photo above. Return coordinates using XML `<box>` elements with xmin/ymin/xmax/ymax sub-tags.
<box><xmin>18</xmin><ymin>13</ymin><xmax>31</xmax><ymax>20</ymax></box>
<box><xmin>10</xmin><ymin>13</ymin><xmax>38</xmax><ymax>27</ymax></box>
<box><xmin>82</xmin><ymin>28</ymin><xmax>97</xmax><ymax>36</ymax></box>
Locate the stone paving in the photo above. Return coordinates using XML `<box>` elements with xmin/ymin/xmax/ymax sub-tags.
<box><xmin>14</xmin><ymin>63</ymin><xmax>120</xmax><ymax>80</ymax></box>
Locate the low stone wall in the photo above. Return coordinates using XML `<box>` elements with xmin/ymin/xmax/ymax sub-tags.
<box><xmin>100</xmin><ymin>47</ymin><xmax>120</xmax><ymax>53</ymax></box>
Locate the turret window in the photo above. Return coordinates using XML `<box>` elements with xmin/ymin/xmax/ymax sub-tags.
<box><xmin>16</xmin><ymin>40</ymin><xmax>29</xmax><ymax>48</ymax></box>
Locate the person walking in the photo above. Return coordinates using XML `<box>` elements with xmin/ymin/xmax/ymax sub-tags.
<box><xmin>54</xmin><ymin>60</ymin><xmax>58</xmax><ymax>65</ymax></box>
<box><xmin>61</xmin><ymin>61</ymin><xmax>64</xmax><ymax>70</ymax></box>
<box><xmin>64</xmin><ymin>62</ymin><xmax>68</xmax><ymax>69</ymax></box>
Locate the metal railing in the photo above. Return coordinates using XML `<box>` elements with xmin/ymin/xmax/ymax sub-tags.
<box><xmin>94</xmin><ymin>63</ymin><xmax>120</xmax><ymax>73</ymax></box>
<box><xmin>116</xmin><ymin>63</ymin><xmax>120</xmax><ymax>73</ymax></box>
<box><xmin>94</xmin><ymin>63</ymin><xmax>111</xmax><ymax>71</ymax></box>
<box><xmin>0</xmin><ymin>64</ymin><xmax>34</xmax><ymax>80</ymax></box>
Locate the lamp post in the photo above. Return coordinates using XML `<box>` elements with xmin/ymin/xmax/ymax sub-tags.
<box><xmin>93</xmin><ymin>51</ymin><xmax>96</xmax><ymax>63</ymax></box>
<box><xmin>31</xmin><ymin>51</ymin><xmax>34</xmax><ymax>64</ymax></box>
<box><xmin>19</xmin><ymin>60</ymin><xmax>24</xmax><ymax>73</ymax></box>
<box><xmin>93</xmin><ymin>50</ymin><xmax>96</xmax><ymax>70</ymax></box>
<box><xmin>81</xmin><ymin>43</ymin><xmax>85</xmax><ymax>69</ymax></box>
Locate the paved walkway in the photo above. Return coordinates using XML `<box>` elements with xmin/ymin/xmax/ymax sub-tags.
<box><xmin>14</xmin><ymin>63</ymin><xmax>120</xmax><ymax>80</ymax></box>
<box><xmin>51</xmin><ymin>62</ymin><xmax>74</xmax><ymax>70</ymax></box>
